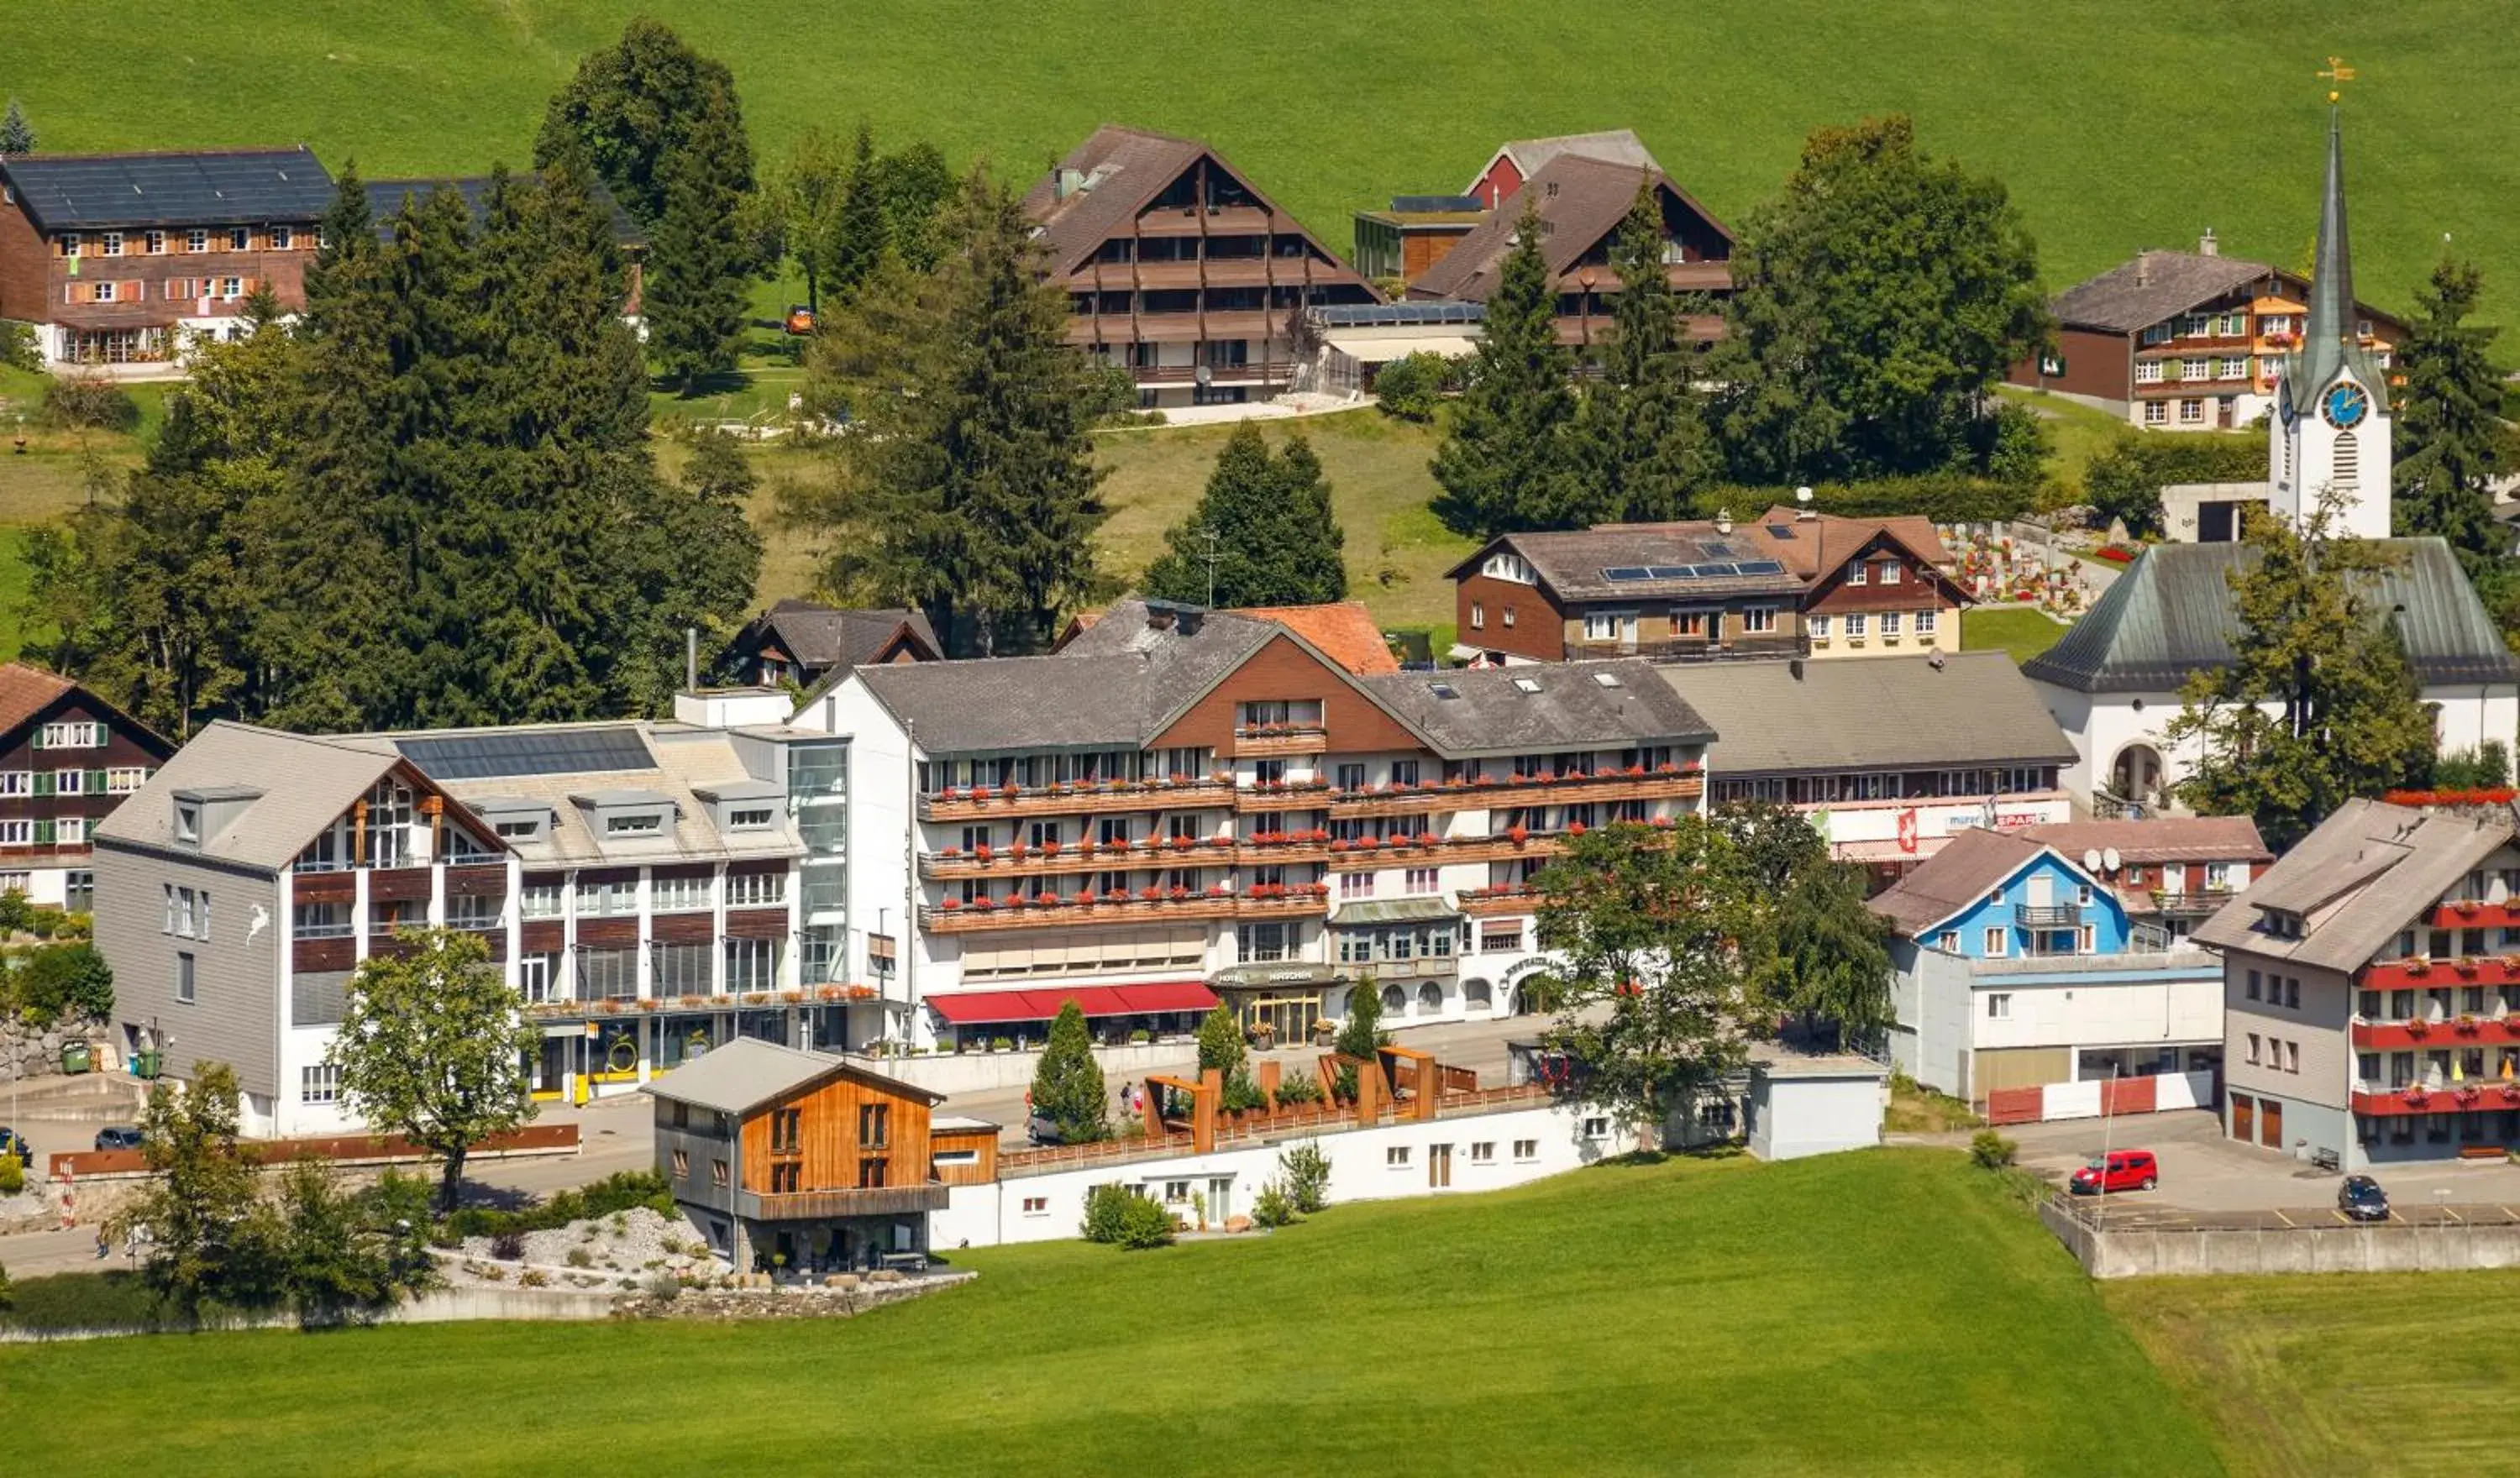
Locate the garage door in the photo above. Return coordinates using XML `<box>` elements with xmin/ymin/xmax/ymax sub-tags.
<box><xmin>2232</xmin><ymin>1093</ymin><xmax>2255</xmax><ymax>1144</ymax></box>
<box><xmin>2261</xmin><ymin>1098</ymin><xmax>2284</xmax><ymax>1149</ymax></box>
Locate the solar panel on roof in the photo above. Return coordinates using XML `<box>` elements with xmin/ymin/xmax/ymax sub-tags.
<box><xmin>1600</xmin><ymin>566</ymin><xmax>1654</xmax><ymax>582</ymax></box>
<box><xmin>1735</xmin><ymin>559</ymin><xmax>1787</xmax><ymax>575</ymax></box>
<box><xmin>397</xmin><ymin>729</ymin><xmax>656</xmax><ymax>781</ymax></box>
<box><xmin>1690</xmin><ymin>563</ymin><xmax>1739</xmax><ymax>578</ymax></box>
<box><xmin>1644</xmin><ymin>565</ymin><xmax>1693</xmax><ymax>579</ymax></box>
<box><xmin>1703</xmin><ymin>542</ymin><xmax>1739</xmax><ymax>558</ymax></box>
<box><xmin>1766</xmin><ymin>524</ymin><xmax>1794</xmax><ymax>539</ymax></box>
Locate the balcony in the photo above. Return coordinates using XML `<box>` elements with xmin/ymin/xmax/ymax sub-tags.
<box><xmin>2430</xmin><ymin>900</ymin><xmax>2520</xmax><ymax>930</ymax></box>
<box><xmin>1327</xmin><ymin>768</ymin><xmax>1704</xmax><ymax>820</ymax></box>
<box><xmin>1230</xmin><ymin>723</ymin><xmax>1328</xmax><ymax>758</ymax></box>
<box><xmin>917</xmin><ymin>776</ymin><xmax>1233</xmax><ymax>823</ymax></box>
<box><xmin>1457</xmin><ymin>885</ymin><xmax>1544</xmax><ymax>918</ymax></box>
<box><xmin>921</xmin><ymin>885</ymin><xmax>1331</xmax><ymax>935</ymax></box>
<box><xmin>2014</xmin><ymin>904</ymin><xmax>2082</xmax><ymax>929</ymax></box>
<box><xmin>743</xmin><ymin>1183</ymin><xmax>950</xmax><ymax>1219</ymax></box>
<box><xmin>2360</xmin><ymin>954</ymin><xmax>2520</xmax><ymax>991</ymax></box>
<box><xmin>1126</xmin><ymin>363</ymin><xmax>1294</xmax><ymax>387</ymax></box>
<box><xmin>1234</xmin><ymin>781</ymin><xmax>1334</xmax><ymax>815</ymax></box>
<box><xmin>1326</xmin><ymin>830</ymin><xmax>1580</xmax><ymax>873</ymax></box>
<box><xmin>2351</xmin><ymin>1081</ymin><xmax>2520</xmax><ymax>1119</ymax></box>
<box><xmin>921</xmin><ymin>835</ymin><xmax>1238</xmax><ymax>879</ymax></box>
<box><xmin>2350</xmin><ymin>1014</ymin><xmax>2520</xmax><ymax>1051</ymax></box>
<box><xmin>2151</xmin><ymin>891</ymin><xmax>2236</xmax><ymax>918</ymax></box>
<box><xmin>1561</xmin><ymin>635</ymin><xmax>1804</xmax><ymax>663</ymax></box>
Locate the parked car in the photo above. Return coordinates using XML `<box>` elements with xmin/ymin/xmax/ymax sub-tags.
<box><xmin>2069</xmin><ymin>1150</ymin><xmax>2159</xmax><ymax>1195</ymax></box>
<box><xmin>1026</xmin><ymin>1112</ymin><xmax>1067</xmax><ymax>1146</ymax></box>
<box><xmin>0</xmin><ymin>1127</ymin><xmax>31</xmax><ymax>1168</ymax></box>
<box><xmin>2337</xmin><ymin>1174</ymin><xmax>2391</xmax><ymax>1222</ymax></box>
<box><xmin>93</xmin><ymin>1125</ymin><xmax>144</xmax><ymax>1151</ymax></box>
<box><xmin>783</xmin><ymin>303</ymin><xmax>816</xmax><ymax>335</ymax></box>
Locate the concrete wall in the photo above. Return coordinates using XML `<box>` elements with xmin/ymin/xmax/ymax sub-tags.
<box><xmin>1747</xmin><ymin>1073</ymin><xmax>1885</xmax><ymax>1161</ymax></box>
<box><xmin>1892</xmin><ymin>940</ymin><xmax>1972</xmax><ymax>1098</ymax></box>
<box><xmin>934</xmin><ymin>1100</ymin><xmax>1611</xmax><ymax>1248</ymax></box>
<box><xmin>2043</xmin><ymin>1198</ymin><xmax>2520</xmax><ymax>1278</ymax></box>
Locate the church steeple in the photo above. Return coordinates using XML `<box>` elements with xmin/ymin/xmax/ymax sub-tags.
<box><xmin>2285</xmin><ymin>104</ymin><xmax>2387</xmax><ymax>417</ymax></box>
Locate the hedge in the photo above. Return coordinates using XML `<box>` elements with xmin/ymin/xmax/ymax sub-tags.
<box><xmin>440</xmin><ymin>1170</ymin><xmax>675</xmax><ymax>1240</ymax></box>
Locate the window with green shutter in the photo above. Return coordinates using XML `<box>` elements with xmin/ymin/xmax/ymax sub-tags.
<box><xmin>30</xmin><ymin>773</ymin><xmax>52</xmax><ymax>797</ymax></box>
<box><xmin>32</xmin><ymin>820</ymin><xmax>55</xmax><ymax>845</ymax></box>
<box><xmin>87</xmin><ymin>770</ymin><xmax>107</xmax><ymax>794</ymax></box>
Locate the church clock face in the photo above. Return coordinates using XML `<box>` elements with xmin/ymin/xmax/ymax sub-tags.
<box><xmin>2322</xmin><ymin>380</ymin><xmax>2370</xmax><ymax>430</ymax></box>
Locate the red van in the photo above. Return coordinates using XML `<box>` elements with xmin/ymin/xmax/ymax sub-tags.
<box><xmin>2069</xmin><ymin>1150</ymin><xmax>2159</xmax><ymax>1195</ymax></box>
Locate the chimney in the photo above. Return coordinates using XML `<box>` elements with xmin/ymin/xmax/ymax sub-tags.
<box><xmin>1146</xmin><ymin>603</ymin><xmax>1176</xmax><ymax>632</ymax></box>
<box><xmin>685</xmin><ymin>626</ymin><xmax>699</xmax><ymax>690</ymax></box>
<box><xmin>2134</xmin><ymin>252</ymin><xmax>2152</xmax><ymax>288</ymax></box>
<box><xmin>1714</xmin><ymin>507</ymin><xmax>1733</xmax><ymax>536</ymax></box>
<box><xmin>2199</xmin><ymin>228</ymin><xmax>2219</xmax><ymax>257</ymax></box>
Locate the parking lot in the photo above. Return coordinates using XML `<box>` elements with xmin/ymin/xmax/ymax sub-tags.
<box><xmin>2007</xmin><ymin>1108</ymin><xmax>2520</xmax><ymax>1227</ymax></box>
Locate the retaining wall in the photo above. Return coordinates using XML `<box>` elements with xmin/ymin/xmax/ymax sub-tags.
<box><xmin>2040</xmin><ymin>1198</ymin><xmax>2520</xmax><ymax>1277</ymax></box>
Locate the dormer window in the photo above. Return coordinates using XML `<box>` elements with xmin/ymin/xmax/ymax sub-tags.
<box><xmin>175</xmin><ymin>801</ymin><xmax>202</xmax><ymax>844</ymax></box>
<box><xmin>728</xmin><ymin>807</ymin><xmax>774</xmax><ymax>831</ymax></box>
<box><xmin>605</xmin><ymin>813</ymin><xmax>664</xmax><ymax>836</ymax></box>
<box><xmin>1845</xmin><ymin>560</ymin><xmax>1867</xmax><ymax>586</ymax></box>
<box><xmin>494</xmin><ymin>819</ymin><xmax>541</xmax><ymax>840</ymax></box>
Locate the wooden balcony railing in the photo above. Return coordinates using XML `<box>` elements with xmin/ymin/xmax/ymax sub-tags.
<box><xmin>921</xmin><ymin>886</ymin><xmax>1331</xmax><ymax>935</ymax></box>
<box><xmin>1457</xmin><ymin>886</ymin><xmax>1545</xmax><ymax>918</ymax></box>
<box><xmin>1231</xmin><ymin>724</ymin><xmax>1329</xmax><ymax>757</ymax></box>
<box><xmin>1326</xmin><ymin>768</ymin><xmax>1703</xmax><ymax>819</ymax></box>
<box><xmin>917</xmin><ymin>776</ymin><xmax>1235</xmax><ymax>823</ymax></box>
<box><xmin>746</xmin><ymin>1183</ymin><xmax>950</xmax><ymax>1219</ymax></box>
<box><xmin>1234</xmin><ymin>782</ymin><xmax>1335</xmax><ymax>815</ymax></box>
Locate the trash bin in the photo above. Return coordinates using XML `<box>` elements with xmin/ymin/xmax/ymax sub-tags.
<box><xmin>133</xmin><ymin>1048</ymin><xmax>162</xmax><ymax>1081</ymax></box>
<box><xmin>60</xmin><ymin>1041</ymin><xmax>93</xmax><ymax>1075</ymax></box>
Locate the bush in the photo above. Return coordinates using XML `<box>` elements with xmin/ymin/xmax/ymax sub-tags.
<box><xmin>564</xmin><ymin>1246</ymin><xmax>595</xmax><ymax>1269</ymax></box>
<box><xmin>1969</xmin><ymin>1129</ymin><xmax>2019</xmax><ymax>1170</ymax></box>
<box><xmin>2436</xmin><ymin>742</ymin><xmax>2513</xmax><ymax>791</ymax></box>
<box><xmin>13</xmin><ymin>942</ymin><xmax>113</xmax><ymax>1025</ymax></box>
<box><xmin>1082</xmin><ymin>1184</ymin><xmax>1176</xmax><ymax>1250</ymax></box>
<box><xmin>1692</xmin><ymin>473</ymin><xmax>2039</xmax><ymax>527</ymax></box>
<box><xmin>1195</xmin><ymin>1002</ymin><xmax>1247</xmax><ymax>1077</ymax></box>
<box><xmin>0</xmin><ymin>1258</ymin><xmax>10</xmax><ymax>1311</ymax></box>
<box><xmin>1273</xmin><ymin>1070</ymin><xmax>1324</xmax><ymax>1106</ymax></box>
<box><xmin>0</xmin><ymin>319</ymin><xmax>42</xmax><ymax>374</ymax></box>
<box><xmin>1249</xmin><ymin>1182</ymin><xmax>1299</xmax><ymax>1229</ymax></box>
<box><xmin>0</xmin><ymin>1155</ymin><xmax>24</xmax><ymax>1197</ymax></box>
<box><xmin>1278</xmin><ymin>1140</ymin><xmax>1331</xmax><ymax>1214</ymax></box>
<box><xmin>488</xmin><ymin>1231</ymin><xmax>525</xmax><ymax>1261</ymax></box>
<box><xmin>441</xmin><ymin>1170</ymin><xmax>673</xmax><ymax>1240</ymax></box>
<box><xmin>0</xmin><ymin>888</ymin><xmax>33</xmax><ymax>936</ymax></box>
<box><xmin>1081</xmin><ymin>1183</ymin><xmax>1133</xmax><ymax>1244</ymax></box>
<box><xmin>0</xmin><ymin>1270</ymin><xmax>181</xmax><ymax>1333</ymax></box>
<box><xmin>518</xmin><ymin>1269</ymin><xmax>551</xmax><ymax>1288</ymax></box>
<box><xmin>1114</xmin><ymin>1194</ymin><xmax>1174</xmax><ymax>1250</ymax></box>
<box><xmin>642</xmin><ymin>1271</ymin><xmax>681</xmax><ymax>1302</ymax></box>
<box><xmin>2080</xmin><ymin>430</ymin><xmax>2265</xmax><ymax>537</ymax></box>
<box><xmin>1373</xmin><ymin>351</ymin><xmax>1456</xmax><ymax>422</ymax></box>
<box><xmin>39</xmin><ymin>376</ymin><xmax>139</xmax><ymax>433</ymax></box>
<box><xmin>1221</xmin><ymin>1067</ymin><xmax>1268</xmax><ymax>1114</ymax></box>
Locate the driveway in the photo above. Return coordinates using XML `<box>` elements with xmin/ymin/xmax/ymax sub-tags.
<box><xmin>2003</xmin><ymin>1108</ymin><xmax>2520</xmax><ymax>1220</ymax></box>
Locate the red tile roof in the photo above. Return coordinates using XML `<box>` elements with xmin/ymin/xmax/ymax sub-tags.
<box><xmin>0</xmin><ymin>662</ymin><xmax>76</xmax><ymax>738</ymax></box>
<box><xmin>1232</xmin><ymin>602</ymin><xmax>1399</xmax><ymax>675</ymax></box>
<box><xmin>1752</xmin><ymin>508</ymin><xmax>1954</xmax><ymax>582</ymax></box>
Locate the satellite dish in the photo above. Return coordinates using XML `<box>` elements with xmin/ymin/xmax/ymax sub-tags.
<box><xmin>1795</xmin><ymin>485</ymin><xmax>1814</xmax><ymax>506</ymax></box>
<box><xmin>2103</xmin><ymin>847</ymin><xmax>2122</xmax><ymax>873</ymax></box>
<box><xmin>1194</xmin><ymin>364</ymin><xmax>1214</xmax><ymax>385</ymax></box>
<box><xmin>2083</xmin><ymin>848</ymin><xmax>2104</xmax><ymax>874</ymax></box>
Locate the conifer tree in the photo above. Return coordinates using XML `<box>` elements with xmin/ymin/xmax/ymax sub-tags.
<box><xmin>1431</xmin><ymin>200</ymin><xmax>1580</xmax><ymax>537</ymax></box>
<box><xmin>869</xmin><ymin>140</ymin><xmax>955</xmax><ymax>273</ymax></box>
<box><xmin>1195</xmin><ymin>1002</ymin><xmax>1247</xmax><ymax>1078</ymax></box>
<box><xmin>1582</xmin><ymin>183</ymin><xmax>1714</xmax><ymax>521</ymax></box>
<box><xmin>1</xmin><ymin>99</ymin><xmax>37</xmax><ymax>155</ymax></box>
<box><xmin>2392</xmin><ymin>257</ymin><xmax>2509</xmax><ymax>583</ymax></box>
<box><xmin>645</xmin><ymin>100</ymin><xmax>753</xmax><ymax>390</ymax></box>
<box><xmin>1031</xmin><ymin>1000</ymin><xmax>1109</xmax><ymax>1142</ymax></box>
<box><xmin>830</xmin><ymin>123</ymin><xmax>887</xmax><ymax>298</ymax></box>
<box><xmin>1142</xmin><ymin>424</ymin><xmax>1346</xmax><ymax>608</ymax></box>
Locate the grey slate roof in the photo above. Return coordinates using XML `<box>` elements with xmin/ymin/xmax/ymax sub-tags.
<box><xmin>642</xmin><ymin>1037</ymin><xmax>942</xmax><ymax>1116</ymax></box>
<box><xmin>1479</xmin><ymin>129</ymin><xmax>1665</xmax><ymax>189</ymax></box>
<box><xmin>847</xmin><ymin>602</ymin><xmax>1282</xmax><ymax>753</ymax></box>
<box><xmin>1447</xmin><ymin>525</ymin><xmax>1804</xmax><ymax>605</ymax></box>
<box><xmin>93</xmin><ymin>721</ymin><xmax>396</xmax><ymax>871</ymax></box>
<box><xmin>2020</xmin><ymin>539</ymin><xmax>2520</xmax><ymax>694</ymax></box>
<box><xmin>1660</xmin><ymin>653</ymin><xmax>2075</xmax><ymax>776</ymax></box>
<box><xmin>1362</xmin><ymin>660</ymin><xmax>1712</xmax><ymax>757</ymax></box>
<box><xmin>738</xmin><ymin>599</ymin><xmax>939</xmax><ymax>671</ymax></box>
<box><xmin>365</xmin><ymin>174</ymin><xmax>646</xmax><ymax>248</ymax></box>
<box><xmin>2192</xmin><ymin>799</ymin><xmax>2513</xmax><ymax>973</ymax></box>
<box><xmin>1871</xmin><ymin>827</ymin><xmax>2047</xmax><ymax>937</ymax></box>
<box><xmin>2050</xmin><ymin>250</ymin><xmax>2273</xmax><ymax>334</ymax></box>
<box><xmin>1331</xmin><ymin>898</ymin><xmax>1462</xmax><ymax>927</ymax></box>
<box><xmin>0</xmin><ymin>147</ymin><xmax>333</xmax><ymax>232</ymax></box>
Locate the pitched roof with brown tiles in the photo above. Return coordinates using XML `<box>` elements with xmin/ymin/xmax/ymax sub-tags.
<box><xmin>1229</xmin><ymin>603</ymin><xmax>1399</xmax><ymax>675</ymax></box>
<box><xmin>1752</xmin><ymin>508</ymin><xmax>1954</xmax><ymax>582</ymax></box>
<box><xmin>2050</xmin><ymin>250</ymin><xmax>2280</xmax><ymax>334</ymax></box>
<box><xmin>0</xmin><ymin>662</ymin><xmax>77</xmax><ymax>738</ymax></box>
<box><xmin>1446</xmin><ymin>524</ymin><xmax>1805</xmax><ymax>605</ymax></box>
<box><xmin>1870</xmin><ymin>827</ymin><xmax>2049</xmax><ymax>936</ymax></box>
<box><xmin>2019</xmin><ymin>815</ymin><xmax>2272</xmax><ymax>867</ymax></box>
<box><xmin>1409</xmin><ymin>154</ymin><xmax>1732</xmax><ymax>304</ymax></box>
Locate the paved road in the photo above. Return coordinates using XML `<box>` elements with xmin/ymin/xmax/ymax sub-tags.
<box><xmin>1998</xmin><ymin>1108</ymin><xmax>2520</xmax><ymax>1219</ymax></box>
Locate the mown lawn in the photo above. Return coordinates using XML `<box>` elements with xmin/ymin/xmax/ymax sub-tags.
<box><xmin>0</xmin><ymin>1150</ymin><xmax>2218</xmax><ymax>1475</ymax></box>
<box><xmin>1964</xmin><ymin>606</ymin><xmax>2069</xmax><ymax>665</ymax></box>
<box><xmin>2108</xmin><ymin>1271</ymin><xmax>2520</xmax><ymax>1477</ymax></box>
<box><xmin>3</xmin><ymin>3</ymin><xmax>2512</xmax><ymax>321</ymax></box>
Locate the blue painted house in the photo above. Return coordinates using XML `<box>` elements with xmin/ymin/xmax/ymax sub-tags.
<box><xmin>1874</xmin><ymin>827</ymin><xmax>2224</xmax><ymax>1103</ymax></box>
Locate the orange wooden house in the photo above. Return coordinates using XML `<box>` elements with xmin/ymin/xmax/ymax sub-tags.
<box><xmin>645</xmin><ymin>1037</ymin><xmax>997</xmax><ymax>1273</ymax></box>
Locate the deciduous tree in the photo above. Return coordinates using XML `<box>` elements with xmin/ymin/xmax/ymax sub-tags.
<box><xmin>1714</xmin><ymin>115</ymin><xmax>2048</xmax><ymax>485</ymax></box>
<box><xmin>116</xmin><ymin>1062</ymin><xmax>260</xmax><ymax>1323</ymax></box>
<box><xmin>2165</xmin><ymin>494</ymin><xmax>2437</xmax><ymax>848</ymax></box>
<box><xmin>1532</xmin><ymin>820</ymin><xmax>1761</xmax><ymax>1137</ymax></box>
<box><xmin>1031</xmin><ymin>999</ymin><xmax>1109</xmax><ymax>1142</ymax></box>
<box><xmin>1143</xmin><ymin>423</ymin><xmax>1346</xmax><ymax>608</ymax></box>
<box><xmin>766</xmin><ymin>125</ymin><xmax>853</xmax><ymax>315</ymax></box>
<box><xmin>1773</xmin><ymin>861</ymin><xmax>1894</xmax><ymax>1047</ymax></box>
<box><xmin>2081</xmin><ymin>429</ymin><xmax>2266</xmax><ymax>539</ymax></box>
<box><xmin>326</xmin><ymin>929</ymin><xmax>539</xmax><ymax>1213</ymax></box>
<box><xmin>535</xmin><ymin>18</ymin><xmax>753</xmax><ymax>229</ymax></box>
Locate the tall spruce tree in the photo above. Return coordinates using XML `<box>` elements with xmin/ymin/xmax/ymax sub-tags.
<box><xmin>1431</xmin><ymin>201</ymin><xmax>1581</xmax><ymax>537</ymax></box>
<box><xmin>2164</xmin><ymin>495</ymin><xmax>2437</xmax><ymax>848</ymax></box>
<box><xmin>645</xmin><ymin>99</ymin><xmax>753</xmax><ymax>390</ymax></box>
<box><xmin>1142</xmin><ymin>423</ymin><xmax>1346</xmax><ymax>608</ymax></box>
<box><xmin>1579</xmin><ymin>182</ymin><xmax>1715</xmax><ymax>521</ymax></box>
<box><xmin>830</xmin><ymin>123</ymin><xmax>888</xmax><ymax>298</ymax></box>
<box><xmin>1714</xmin><ymin>115</ymin><xmax>2048</xmax><ymax>485</ymax></box>
<box><xmin>1031</xmin><ymin>1000</ymin><xmax>1109</xmax><ymax>1142</ymax></box>
<box><xmin>2392</xmin><ymin>257</ymin><xmax>2508</xmax><ymax>580</ymax></box>
<box><xmin>793</xmin><ymin>167</ymin><xmax>1108</xmax><ymax>656</ymax></box>
<box><xmin>0</xmin><ymin>99</ymin><xmax>35</xmax><ymax>155</ymax></box>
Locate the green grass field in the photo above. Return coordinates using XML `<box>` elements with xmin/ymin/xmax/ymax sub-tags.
<box><xmin>0</xmin><ymin>1150</ymin><xmax>2220</xmax><ymax>1475</ymax></box>
<box><xmin>1964</xmin><ymin>606</ymin><xmax>2069</xmax><ymax>665</ymax></box>
<box><xmin>2108</xmin><ymin>1271</ymin><xmax>2520</xmax><ymax>1478</ymax></box>
<box><xmin>4</xmin><ymin>3</ymin><xmax>2511</xmax><ymax>323</ymax></box>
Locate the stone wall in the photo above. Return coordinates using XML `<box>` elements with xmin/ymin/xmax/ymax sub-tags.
<box><xmin>1</xmin><ymin>1011</ymin><xmax>109</xmax><ymax>1084</ymax></box>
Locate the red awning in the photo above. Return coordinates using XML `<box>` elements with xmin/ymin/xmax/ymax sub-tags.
<box><xmin>925</xmin><ymin>983</ymin><xmax>1219</xmax><ymax>1025</ymax></box>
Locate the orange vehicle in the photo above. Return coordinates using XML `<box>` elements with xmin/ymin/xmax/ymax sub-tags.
<box><xmin>784</xmin><ymin>303</ymin><xmax>816</xmax><ymax>335</ymax></box>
